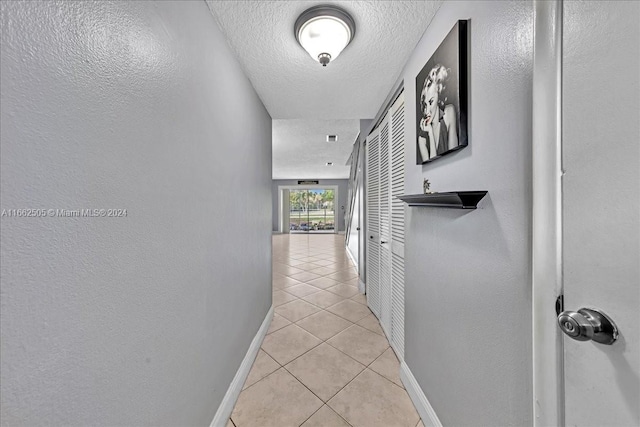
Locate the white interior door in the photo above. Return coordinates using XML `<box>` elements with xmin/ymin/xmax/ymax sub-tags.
<box><xmin>561</xmin><ymin>1</ymin><xmax>639</xmax><ymax>425</ymax></box>
<box><xmin>366</xmin><ymin>92</ymin><xmax>406</xmax><ymax>358</ymax></box>
<box><xmin>389</xmin><ymin>93</ymin><xmax>405</xmax><ymax>359</ymax></box>
<box><xmin>366</xmin><ymin>132</ymin><xmax>381</xmax><ymax>318</ymax></box>
<box><xmin>379</xmin><ymin>115</ymin><xmax>392</xmax><ymax>336</ymax></box>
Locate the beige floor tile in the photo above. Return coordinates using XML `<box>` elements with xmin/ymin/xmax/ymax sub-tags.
<box><xmin>268</xmin><ymin>235</ymin><xmax>419</xmax><ymax>426</ymax></box>
<box><xmin>273</xmin><ymin>263</ymin><xmax>304</xmax><ymax>276</ymax></box>
<box><xmin>356</xmin><ymin>313</ymin><xmax>385</xmax><ymax>336</ymax></box>
<box><xmin>307</xmin><ymin>266</ymin><xmax>336</xmax><ymax>276</ymax></box>
<box><xmin>350</xmin><ymin>293</ymin><xmax>367</xmax><ymax>305</ymax></box>
<box><xmin>327</xmin><ymin>269</ymin><xmax>359</xmax><ymax>282</ymax></box>
<box><xmin>243</xmin><ymin>350</ymin><xmax>280</xmax><ymax>390</ymax></box>
<box><xmin>315</xmin><ymin>264</ymin><xmax>343</xmax><ymax>274</ymax></box>
<box><xmin>225</xmin><ymin>418</ymin><xmax>234</xmax><ymax>427</ymax></box>
<box><xmin>326</xmin><ymin>300</ymin><xmax>372</xmax><ymax>323</ymax></box>
<box><xmin>282</xmin><ymin>265</ymin><xmax>306</xmax><ymax>276</ymax></box>
<box><xmin>232</xmin><ymin>368</ymin><xmax>323</xmax><ymax>427</ymax></box>
<box><xmin>329</xmin><ymin>265</ymin><xmax>352</xmax><ymax>273</ymax></box>
<box><xmin>261</xmin><ymin>324</ymin><xmax>321</xmax><ymax>365</ymax></box>
<box><xmin>275</xmin><ymin>299</ymin><xmax>321</xmax><ymax>322</ymax></box>
<box><xmin>284</xmin><ymin>258</ymin><xmax>305</xmax><ymax>266</ymax></box>
<box><xmin>302</xmin><ymin>290</ymin><xmax>346</xmax><ymax>309</ymax></box>
<box><xmin>273</xmin><ymin>275</ymin><xmax>304</xmax><ymax>289</ymax></box>
<box><xmin>327</xmin><ymin>325</ymin><xmax>389</xmax><ymax>365</ymax></box>
<box><xmin>284</xmin><ymin>283</ymin><xmax>322</xmax><ymax>298</ymax></box>
<box><xmin>342</xmin><ymin>277</ymin><xmax>360</xmax><ymax>287</ymax></box>
<box><xmin>307</xmin><ymin>276</ymin><xmax>341</xmax><ymax>290</ymax></box>
<box><xmin>310</xmin><ymin>259</ymin><xmax>335</xmax><ymax>267</ymax></box>
<box><xmin>311</xmin><ymin>253</ymin><xmax>333</xmax><ymax>260</ymax></box>
<box><xmin>369</xmin><ymin>348</ymin><xmax>403</xmax><ymax>388</ymax></box>
<box><xmin>416</xmin><ymin>419</ymin><xmax>425</xmax><ymax>427</ymax></box>
<box><xmin>326</xmin><ymin>283</ymin><xmax>359</xmax><ymax>298</ymax></box>
<box><xmin>273</xmin><ymin>290</ymin><xmax>298</xmax><ymax>307</ymax></box>
<box><xmin>289</xmin><ymin>271</ymin><xmax>322</xmax><ymax>283</ymax></box>
<box><xmin>295</xmin><ymin>310</ymin><xmax>353</xmax><ymax>341</ymax></box>
<box><xmin>273</xmin><ymin>262</ymin><xmax>294</xmax><ymax>275</ymax></box>
<box><xmin>285</xmin><ymin>343</ymin><xmax>365</xmax><ymax>401</ymax></box>
<box><xmin>301</xmin><ymin>405</ymin><xmax>350</xmax><ymax>427</ymax></box>
<box><xmin>267</xmin><ymin>314</ymin><xmax>291</xmax><ymax>335</ymax></box>
<box><xmin>296</xmin><ymin>262</ymin><xmax>323</xmax><ymax>271</ymax></box>
<box><xmin>328</xmin><ymin>369</ymin><xmax>419</xmax><ymax>427</ymax></box>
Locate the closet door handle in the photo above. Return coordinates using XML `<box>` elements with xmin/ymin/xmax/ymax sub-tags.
<box><xmin>380</xmin><ymin>241</ymin><xmax>388</xmax><ymax>244</ymax></box>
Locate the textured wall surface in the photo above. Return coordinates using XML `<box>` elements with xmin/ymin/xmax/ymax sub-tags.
<box><xmin>272</xmin><ymin>180</ymin><xmax>348</xmax><ymax>232</ymax></box>
<box><xmin>400</xmin><ymin>1</ymin><xmax>534</xmax><ymax>425</ymax></box>
<box><xmin>0</xmin><ymin>1</ymin><xmax>272</xmax><ymax>425</ymax></box>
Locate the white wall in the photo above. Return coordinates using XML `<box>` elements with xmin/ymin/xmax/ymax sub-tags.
<box><xmin>401</xmin><ymin>2</ymin><xmax>534</xmax><ymax>425</ymax></box>
<box><xmin>0</xmin><ymin>1</ymin><xmax>272</xmax><ymax>425</ymax></box>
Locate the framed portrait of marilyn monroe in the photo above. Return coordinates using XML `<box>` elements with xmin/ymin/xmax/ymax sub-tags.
<box><xmin>416</xmin><ymin>20</ymin><xmax>468</xmax><ymax>164</ymax></box>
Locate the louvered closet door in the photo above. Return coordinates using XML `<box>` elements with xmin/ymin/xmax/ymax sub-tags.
<box><xmin>389</xmin><ymin>93</ymin><xmax>405</xmax><ymax>359</ymax></box>
<box><xmin>378</xmin><ymin>114</ymin><xmax>392</xmax><ymax>336</ymax></box>
<box><xmin>366</xmin><ymin>91</ymin><xmax>405</xmax><ymax>359</ymax></box>
<box><xmin>366</xmin><ymin>132</ymin><xmax>381</xmax><ymax>318</ymax></box>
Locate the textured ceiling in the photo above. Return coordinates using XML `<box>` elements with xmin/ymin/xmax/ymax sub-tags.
<box><xmin>272</xmin><ymin>119</ymin><xmax>360</xmax><ymax>179</ymax></box>
<box><xmin>206</xmin><ymin>0</ymin><xmax>442</xmax><ymax>179</ymax></box>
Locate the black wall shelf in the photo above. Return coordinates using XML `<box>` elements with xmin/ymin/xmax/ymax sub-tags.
<box><xmin>398</xmin><ymin>191</ymin><xmax>488</xmax><ymax>209</ymax></box>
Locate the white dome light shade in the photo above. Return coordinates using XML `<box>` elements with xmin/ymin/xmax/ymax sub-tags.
<box><xmin>298</xmin><ymin>16</ymin><xmax>351</xmax><ymax>63</ymax></box>
<box><xmin>295</xmin><ymin>6</ymin><xmax>356</xmax><ymax>66</ymax></box>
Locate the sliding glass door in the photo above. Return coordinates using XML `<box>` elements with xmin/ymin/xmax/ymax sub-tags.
<box><xmin>289</xmin><ymin>189</ymin><xmax>335</xmax><ymax>233</ymax></box>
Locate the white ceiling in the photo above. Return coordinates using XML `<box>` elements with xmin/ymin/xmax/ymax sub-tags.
<box><xmin>206</xmin><ymin>0</ymin><xmax>442</xmax><ymax>179</ymax></box>
<box><xmin>272</xmin><ymin>119</ymin><xmax>360</xmax><ymax>179</ymax></box>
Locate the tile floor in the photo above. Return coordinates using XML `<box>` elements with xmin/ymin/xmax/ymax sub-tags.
<box><xmin>228</xmin><ymin>234</ymin><xmax>423</xmax><ymax>427</ymax></box>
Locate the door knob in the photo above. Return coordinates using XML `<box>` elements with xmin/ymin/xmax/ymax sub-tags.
<box><xmin>557</xmin><ymin>308</ymin><xmax>618</xmax><ymax>345</ymax></box>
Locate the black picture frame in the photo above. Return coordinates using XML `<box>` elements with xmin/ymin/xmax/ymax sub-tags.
<box><xmin>416</xmin><ymin>20</ymin><xmax>468</xmax><ymax>165</ymax></box>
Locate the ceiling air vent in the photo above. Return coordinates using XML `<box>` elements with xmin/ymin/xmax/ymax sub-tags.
<box><xmin>326</xmin><ymin>135</ymin><xmax>338</xmax><ymax>143</ymax></box>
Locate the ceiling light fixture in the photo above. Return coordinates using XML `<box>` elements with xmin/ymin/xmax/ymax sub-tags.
<box><xmin>294</xmin><ymin>5</ymin><xmax>356</xmax><ymax>67</ymax></box>
<box><xmin>326</xmin><ymin>162</ymin><xmax>334</xmax><ymax>166</ymax></box>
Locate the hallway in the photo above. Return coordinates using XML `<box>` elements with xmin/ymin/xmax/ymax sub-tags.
<box><xmin>228</xmin><ymin>234</ymin><xmax>421</xmax><ymax>427</ymax></box>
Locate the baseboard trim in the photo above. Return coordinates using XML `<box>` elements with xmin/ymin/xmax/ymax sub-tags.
<box><xmin>210</xmin><ymin>305</ymin><xmax>274</xmax><ymax>427</ymax></box>
<box><xmin>400</xmin><ymin>360</ymin><xmax>443</xmax><ymax>427</ymax></box>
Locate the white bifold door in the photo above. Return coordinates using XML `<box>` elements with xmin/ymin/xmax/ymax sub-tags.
<box><xmin>366</xmin><ymin>92</ymin><xmax>405</xmax><ymax>359</ymax></box>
